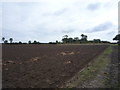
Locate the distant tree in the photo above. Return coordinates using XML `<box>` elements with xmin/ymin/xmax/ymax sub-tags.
<box><xmin>63</xmin><ymin>35</ymin><xmax>68</xmax><ymax>39</ymax></box>
<box><xmin>33</xmin><ymin>40</ymin><xmax>37</xmax><ymax>44</ymax></box>
<box><xmin>113</xmin><ymin>34</ymin><xmax>120</xmax><ymax>44</ymax></box>
<box><xmin>85</xmin><ymin>35</ymin><xmax>87</xmax><ymax>41</ymax></box>
<box><xmin>62</xmin><ymin>35</ymin><xmax>69</xmax><ymax>43</ymax></box>
<box><xmin>28</xmin><ymin>41</ymin><xmax>31</xmax><ymax>44</ymax></box>
<box><xmin>68</xmin><ymin>38</ymin><xmax>73</xmax><ymax>43</ymax></box>
<box><xmin>56</xmin><ymin>40</ymin><xmax>58</xmax><ymax>44</ymax></box>
<box><xmin>22</xmin><ymin>42</ymin><xmax>27</xmax><ymax>44</ymax></box>
<box><xmin>49</xmin><ymin>42</ymin><xmax>56</xmax><ymax>44</ymax></box>
<box><xmin>74</xmin><ymin>37</ymin><xmax>79</xmax><ymax>41</ymax></box>
<box><xmin>113</xmin><ymin>34</ymin><xmax>120</xmax><ymax>45</ymax></box>
<box><xmin>101</xmin><ymin>41</ymin><xmax>110</xmax><ymax>43</ymax></box>
<box><xmin>33</xmin><ymin>40</ymin><xmax>40</xmax><ymax>44</ymax></box>
<box><xmin>88</xmin><ymin>40</ymin><xmax>94</xmax><ymax>43</ymax></box>
<box><xmin>62</xmin><ymin>38</ymin><xmax>68</xmax><ymax>43</ymax></box>
<box><xmin>19</xmin><ymin>41</ymin><xmax>22</xmax><ymax>44</ymax></box>
<box><xmin>9</xmin><ymin>38</ymin><xmax>13</xmax><ymax>43</ymax></box>
<box><xmin>4</xmin><ymin>40</ymin><xmax>8</xmax><ymax>44</ymax></box>
<box><xmin>73</xmin><ymin>37</ymin><xmax>79</xmax><ymax>43</ymax></box>
<box><xmin>80</xmin><ymin>34</ymin><xmax>87</xmax><ymax>42</ymax></box>
<box><xmin>2</xmin><ymin>37</ymin><xmax>5</xmax><ymax>43</ymax></box>
<box><xmin>93</xmin><ymin>39</ymin><xmax>101</xmax><ymax>43</ymax></box>
<box><xmin>81</xmin><ymin>34</ymin><xmax>84</xmax><ymax>39</ymax></box>
<box><xmin>113</xmin><ymin>34</ymin><xmax>120</xmax><ymax>40</ymax></box>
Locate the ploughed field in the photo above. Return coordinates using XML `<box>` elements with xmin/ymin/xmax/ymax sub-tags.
<box><xmin>2</xmin><ymin>44</ymin><xmax>109</xmax><ymax>88</ymax></box>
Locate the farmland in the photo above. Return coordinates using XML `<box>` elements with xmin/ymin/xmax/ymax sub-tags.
<box><xmin>2</xmin><ymin>44</ymin><xmax>109</xmax><ymax>88</ymax></box>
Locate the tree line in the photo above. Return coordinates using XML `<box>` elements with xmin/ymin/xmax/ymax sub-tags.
<box><xmin>113</xmin><ymin>34</ymin><xmax>120</xmax><ymax>44</ymax></box>
<box><xmin>62</xmin><ymin>34</ymin><xmax>110</xmax><ymax>44</ymax></box>
<box><xmin>2</xmin><ymin>37</ymin><xmax>13</xmax><ymax>44</ymax></box>
<box><xmin>2</xmin><ymin>37</ymin><xmax>41</xmax><ymax>44</ymax></box>
<box><xmin>2</xmin><ymin>34</ymin><xmax>120</xmax><ymax>44</ymax></box>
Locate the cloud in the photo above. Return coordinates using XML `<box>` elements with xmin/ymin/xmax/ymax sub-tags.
<box><xmin>61</xmin><ymin>29</ymin><xmax>74</xmax><ymax>33</ymax></box>
<box><xmin>43</xmin><ymin>8</ymin><xmax>68</xmax><ymax>16</ymax></box>
<box><xmin>87</xmin><ymin>3</ymin><xmax>101</xmax><ymax>11</ymax></box>
<box><xmin>87</xmin><ymin>22</ymin><xmax>114</xmax><ymax>33</ymax></box>
<box><xmin>1</xmin><ymin>0</ymin><xmax>118</xmax><ymax>42</ymax></box>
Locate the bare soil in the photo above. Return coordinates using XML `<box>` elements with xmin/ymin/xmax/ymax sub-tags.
<box><xmin>2</xmin><ymin>44</ymin><xmax>109</xmax><ymax>88</ymax></box>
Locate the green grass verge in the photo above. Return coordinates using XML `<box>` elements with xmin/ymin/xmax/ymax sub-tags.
<box><xmin>110</xmin><ymin>44</ymin><xmax>118</xmax><ymax>46</ymax></box>
<box><xmin>64</xmin><ymin>46</ymin><xmax>112</xmax><ymax>88</ymax></box>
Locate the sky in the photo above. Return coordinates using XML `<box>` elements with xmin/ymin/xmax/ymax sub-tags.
<box><xmin>0</xmin><ymin>0</ymin><xmax>119</xmax><ymax>43</ymax></box>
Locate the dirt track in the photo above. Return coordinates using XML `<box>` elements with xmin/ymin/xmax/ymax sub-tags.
<box><xmin>107</xmin><ymin>46</ymin><xmax>119</xmax><ymax>88</ymax></box>
<box><xmin>77</xmin><ymin>45</ymin><xmax>119</xmax><ymax>88</ymax></box>
<box><xmin>2</xmin><ymin>44</ymin><xmax>109</xmax><ymax>88</ymax></box>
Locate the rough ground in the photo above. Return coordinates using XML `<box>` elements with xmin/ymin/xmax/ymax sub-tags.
<box><xmin>77</xmin><ymin>45</ymin><xmax>119</xmax><ymax>88</ymax></box>
<box><xmin>2</xmin><ymin>44</ymin><xmax>109</xmax><ymax>88</ymax></box>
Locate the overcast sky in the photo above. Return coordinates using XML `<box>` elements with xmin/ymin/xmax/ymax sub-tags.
<box><xmin>0</xmin><ymin>0</ymin><xmax>119</xmax><ymax>43</ymax></box>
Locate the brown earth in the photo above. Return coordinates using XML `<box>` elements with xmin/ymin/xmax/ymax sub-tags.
<box><xmin>2</xmin><ymin>44</ymin><xmax>109</xmax><ymax>88</ymax></box>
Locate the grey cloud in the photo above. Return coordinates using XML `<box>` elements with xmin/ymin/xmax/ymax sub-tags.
<box><xmin>87</xmin><ymin>22</ymin><xmax>114</xmax><ymax>33</ymax></box>
<box><xmin>87</xmin><ymin>3</ymin><xmax>101</xmax><ymax>11</ymax></box>
<box><xmin>61</xmin><ymin>29</ymin><xmax>74</xmax><ymax>33</ymax></box>
<box><xmin>92</xmin><ymin>22</ymin><xmax>113</xmax><ymax>32</ymax></box>
<box><xmin>107</xmin><ymin>31</ymin><xmax>115</xmax><ymax>35</ymax></box>
<box><xmin>53</xmin><ymin>8</ymin><xmax>67</xmax><ymax>16</ymax></box>
<box><xmin>106</xmin><ymin>31</ymin><xmax>116</xmax><ymax>40</ymax></box>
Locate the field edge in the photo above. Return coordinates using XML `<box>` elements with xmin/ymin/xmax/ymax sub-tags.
<box><xmin>60</xmin><ymin>45</ymin><xmax>112</xmax><ymax>88</ymax></box>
